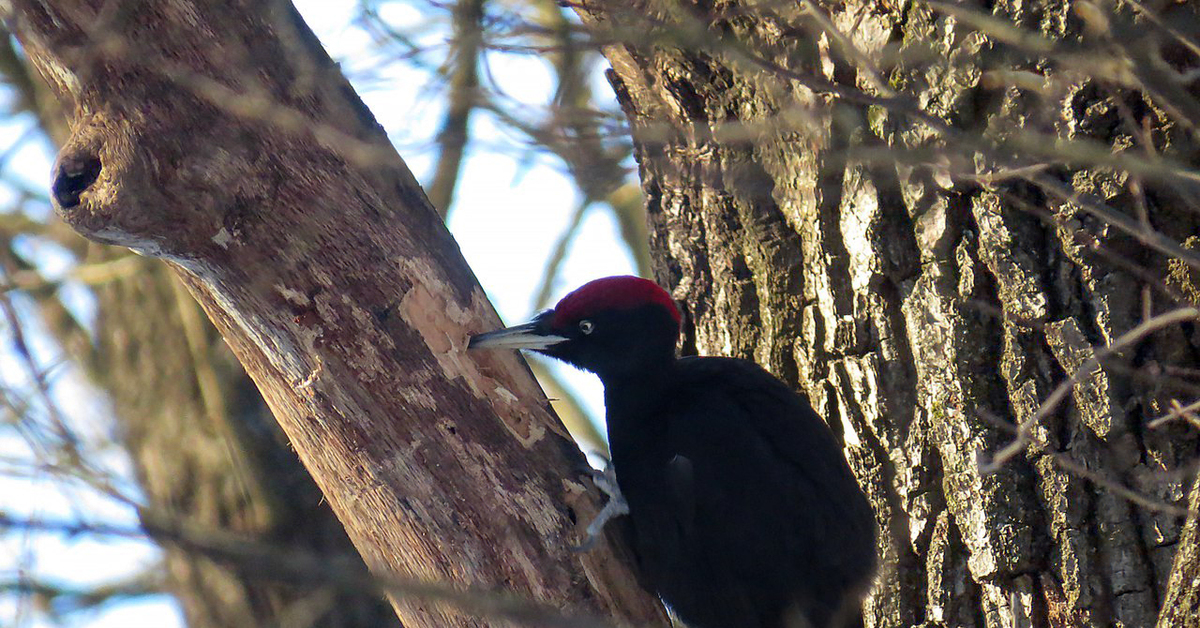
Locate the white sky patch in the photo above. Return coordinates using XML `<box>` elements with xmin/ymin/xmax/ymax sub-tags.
<box><xmin>488</xmin><ymin>54</ymin><xmax>558</xmax><ymax>107</ymax></box>
<box><xmin>375</xmin><ymin>2</ymin><xmax>424</xmax><ymax>29</ymax></box>
<box><xmin>0</xmin><ymin>113</ymin><xmax>55</xmax><ymax>213</ymax></box>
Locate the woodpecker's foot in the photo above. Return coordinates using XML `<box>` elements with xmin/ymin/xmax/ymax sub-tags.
<box><xmin>590</xmin><ymin>463</ymin><xmax>621</xmax><ymax>500</ymax></box>
<box><xmin>571</xmin><ymin>464</ymin><xmax>628</xmax><ymax>552</ymax></box>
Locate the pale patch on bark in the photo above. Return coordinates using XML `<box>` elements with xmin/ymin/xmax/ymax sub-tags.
<box><xmin>399</xmin><ymin>280</ymin><xmax>481</xmax><ymax>392</ymax></box>
<box><xmin>297</xmin><ymin>358</ymin><xmax>324</xmax><ymax>391</ymax></box>
<box><xmin>397</xmin><ymin>274</ymin><xmax>548</xmax><ymax>447</ymax></box>
<box><xmin>492</xmin><ymin>385</ymin><xmax>519</xmax><ymax>404</ymax></box>
<box><xmin>274</xmin><ymin>284</ymin><xmax>311</xmax><ymax>307</ymax></box>
<box><xmin>396</xmin><ymin>385</ymin><xmax>438</xmax><ymax>410</ymax></box>
<box><xmin>1045</xmin><ymin>318</ymin><xmax>1121</xmax><ymax>439</ymax></box>
<box><xmin>211</xmin><ymin>227</ymin><xmax>234</xmax><ymax>249</ymax></box>
<box><xmin>450</xmin><ymin>435</ymin><xmax>561</xmax><ymax>536</ymax></box>
<box><xmin>841</xmin><ymin>171</ymin><xmax>882</xmax><ymax>293</ymax></box>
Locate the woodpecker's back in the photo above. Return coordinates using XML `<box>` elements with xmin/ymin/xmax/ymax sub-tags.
<box><xmin>604</xmin><ymin>356</ymin><xmax>878</xmax><ymax>628</ymax></box>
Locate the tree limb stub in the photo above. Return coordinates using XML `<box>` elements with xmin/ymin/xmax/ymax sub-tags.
<box><xmin>7</xmin><ymin>1</ymin><xmax>665</xmax><ymax>625</ymax></box>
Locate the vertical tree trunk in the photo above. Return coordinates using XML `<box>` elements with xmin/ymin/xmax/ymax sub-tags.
<box><xmin>581</xmin><ymin>0</ymin><xmax>1200</xmax><ymax>626</ymax></box>
<box><xmin>7</xmin><ymin>1</ymin><xmax>666</xmax><ymax>626</ymax></box>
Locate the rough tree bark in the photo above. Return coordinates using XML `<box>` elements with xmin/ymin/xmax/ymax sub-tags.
<box><xmin>18</xmin><ymin>253</ymin><xmax>403</xmax><ymax>628</ymax></box>
<box><xmin>6</xmin><ymin>1</ymin><xmax>666</xmax><ymax>626</ymax></box>
<box><xmin>578</xmin><ymin>0</ymin><xmax>1200</xmax><ymax>627</ymax></box>
<box><xmin>0</xmin><ymin>39</ymin><xmax>400</xmax><ymax>626</ymax></box>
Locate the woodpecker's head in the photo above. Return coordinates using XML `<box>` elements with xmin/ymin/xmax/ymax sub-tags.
<box><xmin>469</xmin><ymin>276</ymin><xmax>681</xmax><ymax>380</ymax></box>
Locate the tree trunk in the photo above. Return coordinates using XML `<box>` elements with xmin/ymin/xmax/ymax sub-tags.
<box><xmin>0</xmin><ymin>35</ymin><xmax>401</xmax><ymax>626</ymax></box>
<box><xmin>81</xmin><ymin>257</ymin><xmax>409</xmax><ymax>628</ymax></box>
<box><xmin>1158</xmin><ymin>471</ymin><xmax>1200</xmax><ymax>627</ymax></box>
<box><xmin>7</xmin><ymin>1</ymin><xmax>665</xmax><ymax>626</ymax></box>
<box><xmin>580</xmin><ymin>0</ymin><xmax>1200</xmax><ymax>626</ymax></box>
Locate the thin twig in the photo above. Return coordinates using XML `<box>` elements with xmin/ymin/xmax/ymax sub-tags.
<box><xmin>1149</xmin><ymin>398</ymin><xmax>1200</xmax><ymax>430</ymax></box>
<box><xmin>975</xmin><ymin>409</ymin><xmax>1194</xmax><ymax>516</ymax></box>
<box><xmin>0</xmin><ymin>510</ymin><xmax>649</xmax><ymax>628</ymax></box>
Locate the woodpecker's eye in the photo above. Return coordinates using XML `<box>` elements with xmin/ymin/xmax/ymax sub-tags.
<box><xmin>579</xmin><ymin>319</ymin><xmax>595</xmax><ymax>335</ymax></box>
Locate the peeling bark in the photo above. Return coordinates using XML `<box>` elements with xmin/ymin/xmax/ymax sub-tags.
<box><xmin>6</xmin><ymin>1</ymin><xmax>666</xmax><ymax>626</ymax></box>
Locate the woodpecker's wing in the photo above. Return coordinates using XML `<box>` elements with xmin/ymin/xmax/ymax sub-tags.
<box><xmin>664</xmin><ymin>453</ymin><xmax>696</xmax><ymax>537</ymax></box>
<box><xmin>661</xmin><ymin>356</ymin><xmax>877</xmax><ymax>626</ymax></box>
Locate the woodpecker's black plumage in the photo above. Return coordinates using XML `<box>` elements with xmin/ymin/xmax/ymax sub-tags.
<box><xmin>469</xmin><ymin>276</ymin><xmax>877</xmax><ymax>628</ymax></box>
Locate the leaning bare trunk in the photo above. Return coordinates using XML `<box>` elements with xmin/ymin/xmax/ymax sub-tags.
<box><xmin>91</xmin><ymin>257</ymin><xmax>406</xmax><ymax>628</ymax></box>
<box><xmin>0</xmin><ymin>37</ymin><xmax>400</xmax><ymax>628</ymax></box>
<box><xmin>582</xmin><ymin>0</ymin><xmax>1200</xmax><ymax>626</ymax></box>
<box><xmin>7</xmin><ymin>1</ymin><xmax>666</xmax><ymax>626</ymax></box>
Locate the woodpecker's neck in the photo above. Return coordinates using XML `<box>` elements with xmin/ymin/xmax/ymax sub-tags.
<box><xmin>600</xmin><ymin>358</ymin><xmax>676</xmax><ymax>426</ymax></box>
<box><xmin>599</xmin><ymin>345</ymin><xmax>675</xmax><ymax>383</ymax></box>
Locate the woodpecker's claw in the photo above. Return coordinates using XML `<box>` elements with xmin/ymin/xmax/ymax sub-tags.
<box><xmin>572</xmin><ymin>463</ymin><xmax>628</xmax><ymax>552</ymax></box>
<box><xmin>589</xmin><ymin>463</ymin><xmax>621</xmax><ymax>498</ymax></box>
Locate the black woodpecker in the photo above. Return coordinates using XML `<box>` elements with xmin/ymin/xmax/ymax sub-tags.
<box><xmin>469</xmin><ymin>275</ymin><xmax>878</xmax><ymax>628</ymax></box>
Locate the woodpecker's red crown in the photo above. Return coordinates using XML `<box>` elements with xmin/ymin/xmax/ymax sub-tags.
<box><xmin>552</xmin><ymin>276</ymin><xmax>681</xmax><ymax>328</ymax></box>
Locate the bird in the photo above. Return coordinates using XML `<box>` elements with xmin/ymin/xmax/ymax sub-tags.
<box><xmin>469</xmin><ymin>275</ymin><xmax>878</xmax><ymax>628</ymax></box>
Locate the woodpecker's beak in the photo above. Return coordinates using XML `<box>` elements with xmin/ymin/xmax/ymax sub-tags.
<box><xmin>468</xmin><ymin>317</ymin><xmax>568</xmax><ymax>351</ymax></box>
